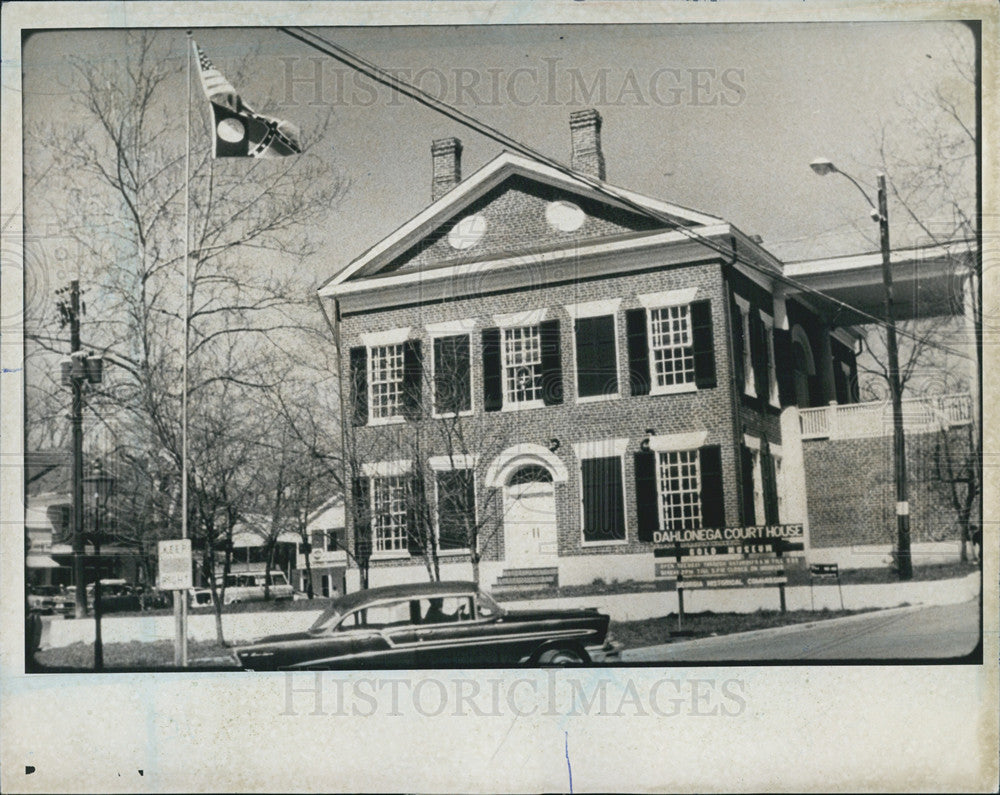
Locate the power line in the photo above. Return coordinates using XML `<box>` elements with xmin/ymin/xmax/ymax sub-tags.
<box><xmin>279</xmin><ymin>26</ymin><xmax>974</xmax><ymax>362</ymax></box>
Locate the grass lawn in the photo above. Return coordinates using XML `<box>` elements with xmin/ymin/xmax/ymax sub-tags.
<box><xmin>31</xmin><ymin>639</ymin><xmax>237</xmax><ymax>672</ymax></box>
<box><xmin>609</xmin><ymin>607</ymin><xmax>875</xmax><ymax>650</ymax></box>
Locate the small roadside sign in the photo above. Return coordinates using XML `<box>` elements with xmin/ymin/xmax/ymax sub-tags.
<box><xmin>158</xmin><ymin>539</ymin><xmax>193</xmax><ymax>590</ymax></box>
<box><xmin>809</xmin><ymin>563</ymin><xmax>840</xmax><ymax>578</ymax></box>
<box><xmin>808</xmin><ymin>562</ymin><xmax>844</xmax><ymax>610</ymax></box>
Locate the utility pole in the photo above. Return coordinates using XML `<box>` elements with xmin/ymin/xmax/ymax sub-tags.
<box><xmin>810</xmin><ymin>160</ymin><xmax>913</xmax><ymax>581</ymax></box>
<box><xmin>877</xmin><ymin>174</ymin><xmax>912</xmax><ymax>580</ymax></box>
<box><xmin>58</xmin><ymin>280</ymin><xmax>108</xmax><ymax>617</ymax></box>
<box><xmin>69</xmin><ymin>281</ymin><xmax>87</xmax><ymax>618</ymax></box>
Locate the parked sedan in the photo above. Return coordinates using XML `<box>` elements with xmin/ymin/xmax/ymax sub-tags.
<box><xmin>233</xmin><ymin>581</ymin><xmax>621</xmax><ymax>670</ymax></box>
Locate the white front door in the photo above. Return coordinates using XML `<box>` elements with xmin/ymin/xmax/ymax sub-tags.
<box><xmin>503</xmin><ymin>481</ymin><xmax>558</xmax><ymax>566</ymax></box>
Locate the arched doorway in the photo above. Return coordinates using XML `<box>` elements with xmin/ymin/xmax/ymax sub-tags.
<box><xmin>503</xmin><ymin>464</ymin><xmax>558</xmax><ymax>566</ymax></box>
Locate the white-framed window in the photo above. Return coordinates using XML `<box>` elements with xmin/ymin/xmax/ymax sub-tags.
<box><xmin>647</xmin><ymin>305</ymin><xmax>695</xmax><ymax>393</ymax></box>
<box><xmin>371</xmin><ymin>475</ymin><xmax>409</xmax><ymax>553</ymax></box>
<box><xmin>657</xmin><ymin>449</ymin><xmax>702</xmax><ymax>531</ymax></box>
<box><xmin>368</xmin><ymin>343</ymin><xmax>405</xmax><ymax>422</ymax></box>
<box><xmin>735</xmin><ymin>296</ymin><xmax>755</xmax><ymax>397</ymax></box>
<box><xmin>760</xmin><ymin>310</ymin><xmax>779</xmax><ymax>407</ymax></box>
<box><xmin>502</xmin><ymin>325</ymin><xmax>544</xmax><ymax>407</ymax></box>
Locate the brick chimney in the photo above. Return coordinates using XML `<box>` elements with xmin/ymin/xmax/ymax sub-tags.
<box><xmin>569</xmin><ymin>108</ymin><xmax>606</xmax><ymax>180</ymax></box>
<box><xmin>431</xmin><ymin>137</ymin><xmax>463</xmax><ymax>201</ymax></box>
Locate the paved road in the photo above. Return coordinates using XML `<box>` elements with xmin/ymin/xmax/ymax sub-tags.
<box><xmin>621</xmin><ymin>598</ymin><xmax>983</xmax><ymax>662</ymax></box>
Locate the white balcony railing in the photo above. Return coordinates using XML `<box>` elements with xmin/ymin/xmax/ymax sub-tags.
<box><xmin>799</xmin><ymin>393</ymin><xmax>972</xmax><ymax>440</ymax></box>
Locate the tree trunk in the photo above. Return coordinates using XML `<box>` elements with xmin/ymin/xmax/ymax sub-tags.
<box><xmin>304</xmin><ymin>541</ymin><xmax>314</xmax><ymax>598</ymax></box>
<box><xmin>264</xmin><ymin>542</ymin><xmax>276</xmax><ymax>600</ymax></box>
<box><xmin>205</xmin><ymin>548</ymin><xmax>226</xmax><ymax>645</ymax></box>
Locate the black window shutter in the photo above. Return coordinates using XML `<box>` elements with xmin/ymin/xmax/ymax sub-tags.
<box><xmin>539</xmin><ymin>319</ymin><xmax>563</xmax><ymax>406</ymax></box>
<box><xmin>730</xmin><ymin>297</ymin><xmax>745</xmax><ymax>394</ymax></box>
<box><xmin>740</xmin><ymin>444</ymin><xmax>756</xmax><ymax>526</ymax></box>
<box><xmin>406</xmin><ymin>473</ymin><xmax>426</xmax><ymax>555</ymax></box>
<box><xmin>773</xmin><ymin>328</ymin><xmax>796</xmax><ymax>407</ymax></box>
<box><xmin>438</xmin><ymin>470</ymin><xmax>474</xmax><ymax>550</ymax></box>
<box><xmin>625</xmin><ymin>308</ymin><xmax>650</xmax><ymax>396</ymax></box>
<box><xmin>633</xmin><ymin>450</ymin><xmax>659</xmax><ymax>541</ymax></box>
<box><xmin>750</xmin><ymin>311</ymin><xmax>767</xmax><ymax>401</ymax></box>
<box><xmin>434</xmin><ymin>335</ymin><xmax>471</xmax><ymax>414</ymax></box>
<box><xmin>582</xmin><ymin>457</ymin><xmax>625</xmax><ymax>542</ymax></box>
<box><xmin>690</xmin><ymin>299</ymin><xmax>716</xmax><ymax>389</ymax></box>
<box><xmin>402</xmin><ymin>339</ymin><xmax>423</xmax><ymax>419</ymax></box>
<box><xmin>482</xmin><ymin>327</ymin><xmax>502</xmax><ymax>412</ymax></box>
<box><xmin>698</xmin><ymin>445</ymin><xmax>725</xmax><ymax>530</ymax></box>
<box><xmin>575</xmin><ymin>315</ymin><xmax>618</xmax><ymax>398</ymax></box>
<box><xmin>761</xmin><ymin>444</ymin><xmax>780</xmax><ymax>525</ymax></box>
<box><xmin>349</xmin><ymin>347</ymin><xmax>368</xmax><ymax>426</ymax></box>
<box><xmin>351</xmin><ymin>476</ymin><xmax>371</xmax><ymax>557</ymax></box>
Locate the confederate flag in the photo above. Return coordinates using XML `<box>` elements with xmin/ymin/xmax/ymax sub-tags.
<box><xmin>193</xmin><ymin>41</ymin><xmax>301</xmax><ymax>158</ymax></box>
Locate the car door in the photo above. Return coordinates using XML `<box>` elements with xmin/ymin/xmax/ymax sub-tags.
<box><xmin>411</xmin><ymin>594</ymin><xmax>519</xmax><ymax>666</ymax></box>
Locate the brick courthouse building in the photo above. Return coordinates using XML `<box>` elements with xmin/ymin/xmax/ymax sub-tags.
<box><xmin>319</xmin><ymin>110</ymin><xmax>863</xmax><ymax>591</ymax></box>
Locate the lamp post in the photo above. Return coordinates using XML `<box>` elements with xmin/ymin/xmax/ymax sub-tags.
<box><xmin>810</xmin><ymin>158</ymin><xmax>913</xmax><ymax>580</ymax></box>
<box><xmin>83</xmin><ymin>462</ymin><xmax>115</xmax><ymax>670</ymax></box>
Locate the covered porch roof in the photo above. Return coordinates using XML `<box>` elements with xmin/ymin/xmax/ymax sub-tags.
<box><xmin>783</xmin><ymin>241</ymin><xmax>975</xmax><ymax>325</ymax></box>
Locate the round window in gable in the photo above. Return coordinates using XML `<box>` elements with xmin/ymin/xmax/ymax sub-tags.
<box><xmin>545</xmin><ymin>201</ymin><xmax>585</xmax><ymax>232</ymax></box>
<box><xmin>447</xmin><ymin>214</ymin><xmax>488</xmax><ymax>250</ymax></box>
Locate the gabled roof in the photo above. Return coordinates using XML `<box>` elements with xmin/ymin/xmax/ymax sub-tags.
<box><xmin>319</xmin><ymin>151</ymin><xmax>724</xmax><ymax>295</ymax></box>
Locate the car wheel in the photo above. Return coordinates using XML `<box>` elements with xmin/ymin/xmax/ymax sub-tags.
<box><xmin>536</xmin><ymin>646</ymin><xmax>589</xmax><ymax>666</ymax></box>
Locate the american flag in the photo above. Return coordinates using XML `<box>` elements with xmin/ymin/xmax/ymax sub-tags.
<box><xmin>192</xmin><ymin>41</ymin><xmax>301</xmax><ymax>158</ymax></box>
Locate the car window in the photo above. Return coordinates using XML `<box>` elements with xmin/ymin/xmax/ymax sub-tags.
<box><xmin>476</xmin><ymin>591</ymin><xmax>503</xmax><ymax>619</ymax></box>
<box><xmin>419</xmin><ymin>597</ymin><xmax>473</xmax><ymax>624</ymax></box>
<box><xmin>340</xmin><ymin>600</ymin><xmax>413</xmax><ymax>629</ymax></box>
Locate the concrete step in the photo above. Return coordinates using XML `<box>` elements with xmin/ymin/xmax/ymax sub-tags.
<box><xmin>493</xmin><ymin>567</ymin><xmax>559</xmax><ymax>591</ymax></box>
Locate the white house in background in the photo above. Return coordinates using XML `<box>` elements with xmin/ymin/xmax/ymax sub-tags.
<box><xmin>299</xmin><ymin>496</ymin><xmax>348</xmax><ymax>597</ymax></box>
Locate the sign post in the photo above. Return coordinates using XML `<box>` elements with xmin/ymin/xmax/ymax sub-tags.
<box><xmin>158</xmin><ymin>539</ymin><xmax>193</xmax><ymax>666</ymax></box>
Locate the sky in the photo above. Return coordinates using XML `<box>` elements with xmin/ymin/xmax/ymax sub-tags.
<box><xmin>21</xmin><ymin>20</ymin><xmax>977</xmax><ymax>288</ymax></box>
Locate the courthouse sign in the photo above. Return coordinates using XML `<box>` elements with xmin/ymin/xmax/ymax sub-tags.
<box><xmin>654</xmin><ymin>524</ymin><xmax>805</xmax><ymax>590</ymax></box>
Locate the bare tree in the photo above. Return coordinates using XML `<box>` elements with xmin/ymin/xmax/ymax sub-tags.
<box><xmin>855</xmin><ymin>26</ymin><xmax>980</xmax><ymax>557</ymax></box>
<box><xmin>23</xmin><ymin>31</ymin><xmax>348</xmax><ymax>637</ymax></box>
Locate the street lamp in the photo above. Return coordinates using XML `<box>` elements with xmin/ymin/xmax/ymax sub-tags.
<box><xmin>810</xmin><ymin>158</ymin><xmax>913</xmax><ymax>580</ymax></box>
<box><xmin>83</xmin><ymin>461</ymin><xmax>115</xmax><ymax>670</ymax></box>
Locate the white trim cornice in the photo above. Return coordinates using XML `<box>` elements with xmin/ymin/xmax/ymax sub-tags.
<box><xmin>638</xmin><ymin>287</ymin><xmax>698</xmax><ymax>310</ymax></box>
<box><xmin>360</xmin><ymin>327</ymin><xmax>411</xmax><ymax>347</ymax></box>
<box><xmin>428</xmin><ymin>454</ymin><xmax>479</xmax><ymax>471</ymax></box>
<box><xmin>572</xmin><ymin>438</ymin><xmax>630</xmax><ymax>460</ymax></box>
<box><xmin>425</xmin><ymin>318</ymin><xmax>477</xmax><ymax>336</ymax></box>
<box><xmin>493</xmin><ymin>308</ymin><xmax>548</xmax><ymax>327</ymax></box>
<box><xmin>563</xmin><ymin>298</ymin><xmax>622</xmax><ymax>320</ymax></box>
<box><xmin>362</xmin><ymin>460</ymin><xmax>412</xmax><ymax>477</ymax></box>
<box><xmin>647</xmin><ymin>431</ymin><xmax>707</xmax><ymax>453</ymax></box>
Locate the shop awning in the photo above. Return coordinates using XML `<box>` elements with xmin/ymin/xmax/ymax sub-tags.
<box><xmin>26</xmin><ymin>554</ymin><xmax>63</xmax><ymax>569</ymax></box>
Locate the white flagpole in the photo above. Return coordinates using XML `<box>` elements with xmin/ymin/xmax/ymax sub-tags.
<box><xmin>177</xmin><ymin>30</ymin><xmax>193</xmax><ymax>668</ymax></box>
